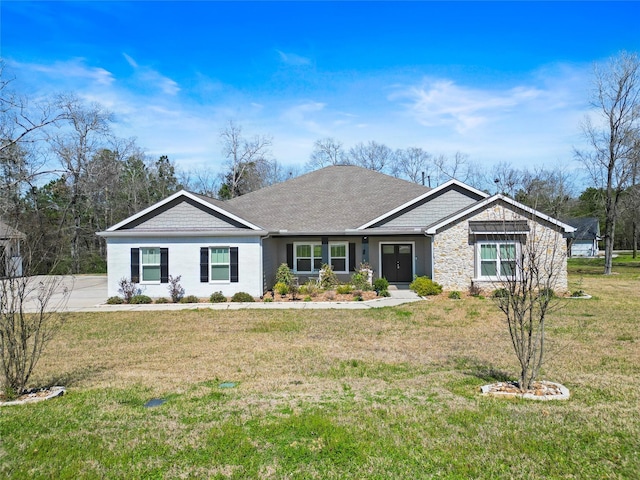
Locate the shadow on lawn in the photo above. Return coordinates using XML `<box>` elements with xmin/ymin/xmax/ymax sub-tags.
<box><xmin>451</xmin><ymin>356</ymin><xmax>512</xmax><ymax>383</ymax></box>
<box><xmin>38</xmin><ymin>364</ymin><xmax>107</xmax><ymax>388</ymax></box>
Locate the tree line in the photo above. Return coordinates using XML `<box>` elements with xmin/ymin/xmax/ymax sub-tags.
<box><xmin>1</xmin><ymin>51</ymin><xmax>639</xmax><ymax>275</ymax></box>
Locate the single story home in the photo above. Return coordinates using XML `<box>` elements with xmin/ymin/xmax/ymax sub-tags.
<box><xmin>0</xmin><ymin>219</ymin><xmax>25</xmax><ymax>278</ymax></box>
<box><xmin>566</xmin><ymin>217</ymin><xmax>600</xmax><ymax>257</ymax></box>
<box><xmin>98</xmin><ymin>165</ymin><xmax>575</xmax><ymax>298</ymax></box>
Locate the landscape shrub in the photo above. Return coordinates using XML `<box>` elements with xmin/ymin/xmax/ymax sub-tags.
<box><xmin>179</xmin><ymin>295</ymin><xmax>200</xmax><ymax>303</ymax></box>
<box><xmin>351</xmin><ymin>271</ymin><xmax>372</xmax><ymax>291</ymax></box>
<box><xmin>538</xmin><ymin>288</ymin><xmax>556</xmax><ymax>299</ymax></box>
<box><xmin>209</xmin><ymin>291</ymin><xmax>227</xmax><ymax>303</ymax></box>
<box><xmin>448</xmin><ymin>291</ymin><xmax>462</xmax><ymax>300</ymax></box>
<box><xmin>352</xmin><ymin>290</ymin><xmax>363</xmax><ymax>301</ymax></box>
<box><xmin>373</xmin><ymin>277</ymin><xmax>389</xmax><ymax>294</ymax></box>
<box><xmin>130</xmin><ymin>294</ymin><xmax>153</xmax><ymax>304</ymax></box>
<box><xmin>263</xmin><ymin>297</ymin><xmax>273</xmax><ymax>303</ymax></box>
<box><xmin>167</xmin><ymin>275</ymin><xmax>185</xmax><ymax>303</ymax></box>
<box><xmin>492</xmin><ymin>288</ymin><xmax>509</xmax><ymax>298</ymax></box>
<box><xmin>118</xmin><ymin>277</ymin><xmax>138</xmax><ymax>303</ymax></box>
<box><xmin>274</xmin><ymin>282</ymin><xmax>289</xmax><ymax>296</ymax></box>
<box><xmin>275</xmin><ymin>263</ymin><xmax>295</xmax><ymax>287</ymax></box>
<box><xmin>231</xmin><ymin>292</ymin><xmax>254</xmax><ymax>302</ymax></box>
<box><xmin>336</xmin><ymin>284</ymin><xmax>352</xmax><ymax>295</ymax></box>
<box><xmin>302</xmin><ymin>279</ymin><xmax>321</xmax><ymax>297</ymax></box>
<box><xmin>409</xmin><ymin>276</ymin><xmax>443</xmax><ymax>296</ymax></box>
<box><xmin>468</xmin><ymin>283</ymin><xmax>483</xmax><ymax>297</ymax></box>
<box><xmin>319</xmin><ymin>264</ymin><xmax>339</xmax><ymax>289</ymax></box>
<box><xmin>106</xmin><ymin>296</ymin><xmax>124</xmax><ymax>305</ymax></box>
<box><xmin>155</xmin><ymin>297</ymin><xmax>170</xmax><ymax>304</ymax></box>
<box><xmin>303</xmin><ymin>296</ymin><xmax>312</xmax><ymax>302</ymax></box>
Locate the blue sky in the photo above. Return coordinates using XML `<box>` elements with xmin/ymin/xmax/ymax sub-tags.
<box><xmin>2</xmin><ymin>1</ymin><xmax>640</xmax><ymax>179</ymax></box>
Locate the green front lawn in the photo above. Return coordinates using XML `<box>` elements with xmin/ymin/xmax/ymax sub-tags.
<box><xmin>1</xmin><ymin>266</ymin><xmax>639</xmax><ymax>478</ymax></box>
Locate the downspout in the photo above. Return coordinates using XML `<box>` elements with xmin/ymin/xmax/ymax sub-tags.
<box><xmin>260</xmin><ymin>232</ymin><xmax>271</xmax><ymax>296</ymax></box>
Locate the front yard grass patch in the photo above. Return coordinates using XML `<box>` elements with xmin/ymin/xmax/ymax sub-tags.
<box><xmin>1</xmin><ymin>270</ymin><xmax>638</xmax><ymax>478</ymax></box>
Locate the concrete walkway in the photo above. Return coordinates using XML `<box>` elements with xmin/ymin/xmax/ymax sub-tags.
<box><xmin>21</xmin><ymin>275</ymin><xmax>423</xmax><ymax>313</ymax></box>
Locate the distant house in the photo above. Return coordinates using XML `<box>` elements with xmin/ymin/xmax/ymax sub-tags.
<box><xmin>98</xmin><ymin>166</ymin><xmax>575</xmax><ymax>298</ymax></box>
<box><xmin>0</xmin><ymin>220</ymin><xmax>25</xmax><ymax>278</ymax></box>
<box><xmin>566</xmin><ymin>217</ymin><xmax>600</xmax><ymax>257</ymax></box>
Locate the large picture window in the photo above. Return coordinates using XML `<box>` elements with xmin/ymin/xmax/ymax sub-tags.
<box><xmin>141</xmin><ymin>247</ymin><xmax>161</xmax><ymax>282</ymax></box>
<box><xmin>478</xmin><ymin>241</ymin><xmax>517</xmax><ymax>279</ymax></box>
<box><xmin>210</xmin><ymin>247</ymin><xmax>230</xmax><ymax>281</ymax></box>
<box><xmin>295</xmin><ymin>243</ymin><xmax>322</xmax><ymax>273</ymax></box>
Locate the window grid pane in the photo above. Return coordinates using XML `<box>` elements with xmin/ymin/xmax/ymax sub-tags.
<box><xmin>481</xmin><ymin>261</ymin><xmax>497</xmax><ymax>276</ymax></box>
<box><xmin>142</xmin><ymin>265</ymin><xmax>160</xmax><ymax>282</ymax></box>
<box><xmin>297</xmin><ymin>245</ymin><xmax>311</xmax><ymax>258</ymax></box>
<box><xmin>141</xmin><ymin>248</ymin><xmax>160</xmax><ymax>264</ymax></box>
<box><xmin>331</xmin><ymin>245</ymin><xmax>346</xmax><ymax>257</ymax></box>
<box><xmin>480</xmin><ymin>244</ymin><xmax>497</xmax><ymax>260</ymax></box>
<box><xmin>210</xmin><ymin>247</ymin><xmax>229</xmax><ymax>264</ymax></box>
<box><xmin>211</xmin><ymin>264</ymin><xmax>229</xmax><ymax>281</ymax></box>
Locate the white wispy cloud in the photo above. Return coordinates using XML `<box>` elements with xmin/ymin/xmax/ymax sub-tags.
<box><xmin>389</xmin><ymin>79</ymin><xmax>544</xmax><ymax>133</ymax></box>
<box><xmin>277</xmin><ymin>50</ymin><xmax>312</xmax><ymax>66</ymax></box>
<box><xmin>5</xmin><ymin>57</ymin><xmax>594</xmax><ymax>176</ymax></box>
<box><xmin>122</xmin><ymin>53</ymin><xmax>180</xmax><ymax>96</ymax></box>
<box><xmin>9</xmin><ymin>58</ymin><xmax>115</xmax><ymax>87</ymax></box>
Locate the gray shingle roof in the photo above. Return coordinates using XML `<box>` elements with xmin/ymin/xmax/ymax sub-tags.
<box><xmin>223</xmin><ymin>165</ymin><xmax>431</xmax><ymax>232</ymax></box>
<box><xmin>566</xmin><ymin>217</ymin><xmax>600</xmax><ymax>240</ymax></box>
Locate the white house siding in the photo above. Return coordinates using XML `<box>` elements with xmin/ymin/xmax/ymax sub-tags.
<box><xmin>375</xmin><ymin>187</ymin><xmax>480</xmax><ymax>229</ymax></box>
<box><xmin>432</xmin><ymin>203</ymin><xmax>568</xmax><ymax>293</ymax></box>
<box><xmin>106</xmin><ymin>236</ymin><xmax>263</xmax><ymax>299</ymax></box>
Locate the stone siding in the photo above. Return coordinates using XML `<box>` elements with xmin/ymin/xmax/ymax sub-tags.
<box><xmin>433</xmin><ymin>203</ymin><xmax>568</xmax><ymax>293</ymax></box>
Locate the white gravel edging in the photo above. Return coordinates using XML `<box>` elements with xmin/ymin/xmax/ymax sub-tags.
<box><xmin>481</xmin><ymin>381</ymin><xmax>570</xmax><ymax>401</ymax></box>
<box><xmin>0</xmin><ymin>386</ymin><xmax>66</xmax><ymax>407</ymax></box>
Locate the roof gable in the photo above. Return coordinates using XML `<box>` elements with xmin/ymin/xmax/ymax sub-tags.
<box><xmin>103</xmin><ymin>190</ymin><xmax>263</xmax><ymax>234</ymax></box>
<box><xmin>425</xmin><ymin>194</ymin><xmax>576</xmax><ymax>234</ymax></box>
<box><xmin>358</xmin><ymin>179</ymin><xmax>488</xmax><ymax>230</ymax></box>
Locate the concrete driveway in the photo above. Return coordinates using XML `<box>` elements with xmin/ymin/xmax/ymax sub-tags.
<box><xmin>19</xmin><ymin>275</ymin><xmax>108</xmax><ymax>313</ymax></box>
<box><xmin>18</xmin><ymin>275</ymin><xmax>421</xmax><ymax>313</ymax></box>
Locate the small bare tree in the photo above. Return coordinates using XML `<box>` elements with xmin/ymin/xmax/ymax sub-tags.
<box><xmin>490</xmin><ymin>220</ymin><xmax>566</xmax><ymax>391</ymax></box>
<box><xmin>0</xmin><ymin>245</ymin><xmax>70</xmax><ymax>398</ymax></box>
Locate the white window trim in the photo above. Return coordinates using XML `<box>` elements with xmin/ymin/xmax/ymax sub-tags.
<box><xmin>329</xmin><ymin>242</ymin><xmax>349</xmax><ymax>274</ymax></box>
<box><xmin>475</xmin><ymin>240</ymin><xmax>519</xmax><ymax>281</ymax></box>
<box><xmin>209</xmin><ymin>246</ymin><xmax>231</xmax><ymax>283</ymax></box>
<box><xmin>293</xmin><ymin>242</ymin><xmax>322</xmax><ymax>274</ymax></box>
<box><xmin>140</xmin><ymin>247</ymin><xmax>161</xmax><ymax>284</ymax></box>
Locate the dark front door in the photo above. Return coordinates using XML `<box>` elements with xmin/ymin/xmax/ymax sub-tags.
<box><xmin>381</xmin><ymin>244</ymin><xmax>413</xmax><ymax>282</ymax></box>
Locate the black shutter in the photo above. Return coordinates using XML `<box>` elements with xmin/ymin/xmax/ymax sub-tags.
<box><xmin>160</xmin><ymin>248</ymin><xmax>169</xmax><ymax>283</ymax></box>
<box><xmin>130</xmin><ymin>248</ymin><xmax>140</xmax><ymax>283</ymax></box>
<box><xmin>230</xmin><ymin>247</ymin><xmax>239</xmax><ymax>283</ymax></box>
<box><xmin>321</xmin><ymin>237</ymin><xmax>329</xmax><ymax>265</ymax></box>
<box><xmin>286</xmin><ymin>244</ymin><xmax>293</xmax><ymax>269</ymax></box>
<box><xmin>200</xmin><ymin>247</ymin><xmax>209</xmax><ymax>282</ymax></box>
<box><xmin>349</xmin><ymin>243</ymin><xmax>356</xmax><ymax>271</ymax></box>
